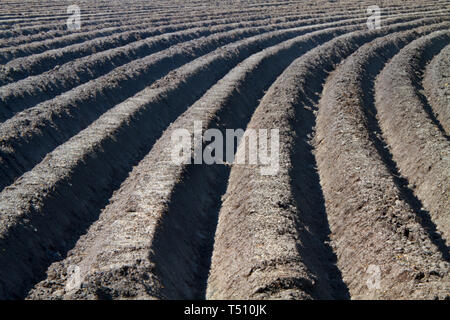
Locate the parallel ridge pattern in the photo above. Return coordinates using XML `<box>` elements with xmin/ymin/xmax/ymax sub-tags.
<box><xmin>0</xmin><ymin>0</ymin><xmax>448</xmax><ymax>300</ymax></box>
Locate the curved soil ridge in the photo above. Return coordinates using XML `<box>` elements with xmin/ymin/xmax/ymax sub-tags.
<box><xmin>0</xmin><ymin>12</ymin><xmax>374</xmax><ymax>121</ymax></box>
<box><xmin>26</xmin><ymin>26</ymin><xmax>344</xmax><ymax>300</ymax></box>
<box><xmin>375</xmin><ymin>30</ymin><xmax>450</xmax><ymax>244</ymax></box>
<box><xmin>1</xmin><ymin>22</ymin><xmax>345</xmax><ymax>193</ymax></box>
<box><xmin>315</xmin><ymin>25</ymin><xmax>449</xmax><ymax>299</ymax></box>
<box><xmin>206</xmin><ymin>20</ymin><xmax>449</xmax><ymax>301</ymax></box>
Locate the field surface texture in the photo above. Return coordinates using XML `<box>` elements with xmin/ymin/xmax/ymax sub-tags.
<box><xmin>0</xmin><ymin>0</ymin><xmax>449</xmax><ymax>300</ymax></box>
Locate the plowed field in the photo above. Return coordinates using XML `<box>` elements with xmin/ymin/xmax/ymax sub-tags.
<box><xmin>0</xmin><ymin>0</ymin><xmax>449</xmax><ymax>300</ymax></box>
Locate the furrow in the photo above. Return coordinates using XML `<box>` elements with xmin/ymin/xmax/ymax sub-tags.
<box><xmin>0</xmin><ymin>7</ymin><xmax>181</xmax><ymax>28</ymax></box>
<box><xmin>1</xmin><ymin>0</ymin><xmax>449</xmax><ymax>302</ymax></box>
<box><xmin>2</xmin><ymin>4</ymin><xmax>446</xmax><ymax>50</ymax></box>
<box><xmin>315</xmin><ymin>25</ymin><xmax>449</xmax><ymax>300</ymax></box>
<box><xmin>206</xmin><ymin>19</ymin><xmax>448</xmax><ymax>301</ymax></box>
<box><xmin>22</xmin><ymin>24</ymin><xmax>351</xmax><ymax>300</ymax></box>
<box><xmin>0</xmin><ymin>13</ymin><xmax>375</xmax><ymax>120</ymax></box>
<box><xmin>0</xmin><ymin>23</ymin><xmax>219</xmax><ymax>85</ymax></box>
<box><xmin>0</xmin><ymin>10</ymin><xmax>344</xmax><ymax>85</ymax></box>
<box><xmin>0</xmin><ymin>7</ymin><xmax>216</xmax><ymax>38</ymax></box>
<box><xmin>1</xmin><ymin>23</ymin><xmax>359</xmax><ymax>300</ymax></box>
<box><xmin>0</xmin><ymin>2</ymin><xmax>321</xmax><ymax>40</ymax></box>
<box><xmin>423</xmin><ymin>44</ymin><xmax>450</xmax><ymax>135</ymax></box>
<box><xmin>375</xmin><ymin>31</ymin><xmax>450</xmax><ymax>243</ymax></box>
<box><xmin>0</xmin><ymin>11</ymin><xmax>314</xmax><ymax>62</ymax></box>
<box><xmin>0</xmin><ymin>19</ymin><xmax>367</xmax><ymax>193</ymax></box>
<box><xmin>0</xmin><ymin>7</ymin><xmax>327</xmax><ymax>59</ymax></box>
<box><xmin>0</xmin><ymin>23</ymin><xmax>261</xmax><ymax>118</ymax></box>
<box><xmin>2</xmin><ymin>10</ymin><xmax>446</xmax><ymax>121</ymax></box>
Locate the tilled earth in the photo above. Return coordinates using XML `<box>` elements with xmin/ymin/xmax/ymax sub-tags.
<box><xmin>0</xmin><ymin>0</ymin><xmax>449</xmax><ymax>300</ymax></box>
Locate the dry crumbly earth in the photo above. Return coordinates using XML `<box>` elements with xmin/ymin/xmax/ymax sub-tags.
<box><xmin>0</xmin><ymin>0</ymin><xmax>449</xmax><ymax>300</ymax></box>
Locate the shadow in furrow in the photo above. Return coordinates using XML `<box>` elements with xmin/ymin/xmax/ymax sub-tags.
<box><xmin>147</xmin><ymin>74</ymin><xmax>271</xmax><ymax>298</ymax></box>
<box><xmin>151</xmin><ymin>164</ymin><xmax>230</xmax><ymax>299</ymax></box>
<box><xmin>0</xmin><ymin>31</ymin><xmax>252</xmax><ymax>193</ymax></box>
<box><xmin>148</xmin><ymin>55</ymin><xmax>300</xmax><ymax>299</ymax></box>
<box><xmin>290</xmin><ymin>70</ymin><xmax>350</xmax><ymax>300</ymax></box>
<box><xmin>416</xmin><ymin>44</ymin><xmax>450</xmax><ymax>141</ymax></box>
<box><xmin>417</xmin><ymin>84</ymin><xmax>450</xmax><ymax>142</ymax></box>
<box><xmin>361</xmin><ymin>46</ymin><xmax>449</xmax><ymax>260</ymax></box>
<box><xmin>2</xmin><ymin>25</ymin><xmax>348</xmax><ymax>299</ymax></box>
<box><xmin>149</xmin><ymin>31</ymin><xmax>352</xmax><ymax>299</ymax></box>
<box><xmin>1</xmin><ymin>58</ymin><xmax>229</xmax><ymax>300</ymax></box>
